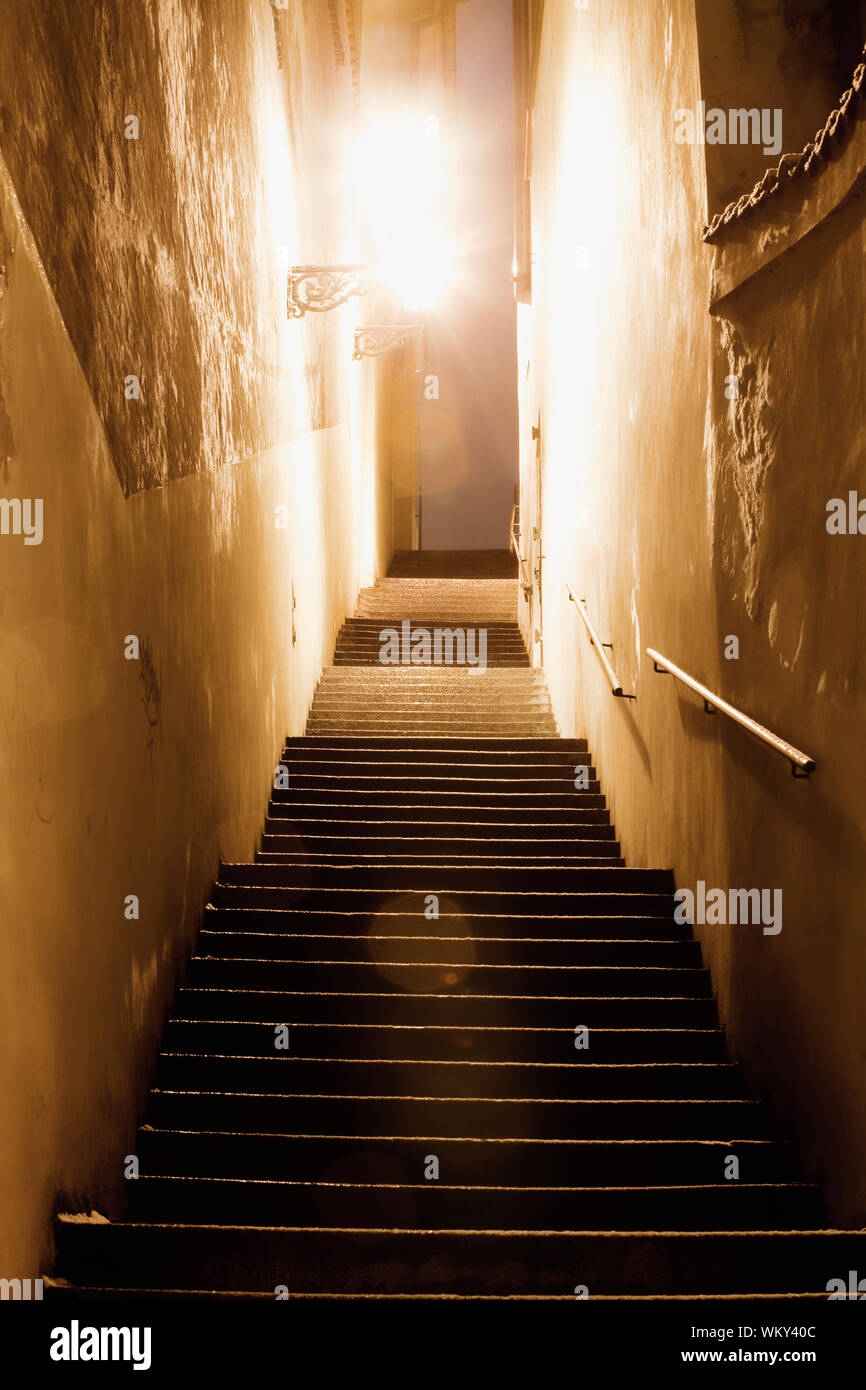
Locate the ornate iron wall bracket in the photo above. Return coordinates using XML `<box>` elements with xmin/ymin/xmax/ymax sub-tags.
<box><xmin>353</xmin><ymin>324</ymin><xmax>425</xmax><ymax>360</ymax></box>
<box><xmin>287</xmin><ymin>265</ymin><xmax>370</xmax><ymax>318</ymax></box>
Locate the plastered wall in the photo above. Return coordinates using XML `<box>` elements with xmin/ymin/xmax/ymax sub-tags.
<box><xmin>524</xmin><ymin>0</ymin><xmax>866</xmax><ymax>1222</ymax></box>
<box><xmin>0</xmin><ymin>3</ymin><xmax>388</xmax><ymax>1275</ymax></box>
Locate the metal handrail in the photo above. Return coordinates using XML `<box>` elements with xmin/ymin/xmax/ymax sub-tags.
<box><xmin>509</xmin><ymin>504</ymin><xmax>533</xmax><ymax>598</ymax></box>
<box><xmin>647</xmin><ymin>647</ymin><xmax>816</xmax><ymax>778</ymax></box>
<box><xmin>567</xmin><ymin>585</ymin><xmax>634</xmax><ymax>698</ymax></box>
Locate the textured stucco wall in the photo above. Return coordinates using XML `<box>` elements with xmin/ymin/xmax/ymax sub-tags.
<box><xmin>0</xmin><ymin>0</ymin><xmax>351</xmax><ymax>494</ymax></box>
<box><xmin>0</xmin><ymin>3</ymin><xmax>384</xmax><ymax>1276</ymax></box>
<box><xmin>694</xmin><ymin>0</ymin><xmax>863</xmax><ymax>217</ymax></box>
<box><xmin>526</xmin><ymin>0</ymin><xmax>866</xmax><ymax>1222</ymax></box>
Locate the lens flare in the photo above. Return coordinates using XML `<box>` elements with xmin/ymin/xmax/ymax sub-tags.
<box><xmin>353</xmin><ymin>114</ymin><xmax>455</xmax><ymax>311</ymax></box>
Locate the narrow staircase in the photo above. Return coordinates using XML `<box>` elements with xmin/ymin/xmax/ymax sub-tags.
<box><xmin>52</xmin><ymin>551</ymin><xmax>866</xmax><ymax>1299</ymax></box>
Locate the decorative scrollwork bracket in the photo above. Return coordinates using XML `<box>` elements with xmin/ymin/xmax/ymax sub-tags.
<box><xmin>287</xmin><ymin>265</ymin><xmax>370</xmax><ymax>318</ymax></box>
<box><xmin>352</xmin><ymin>324</ymin><xmax>425</xmax><ymax>360</ymax></box>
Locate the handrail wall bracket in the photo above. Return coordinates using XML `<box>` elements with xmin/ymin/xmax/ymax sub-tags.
<box><xmin>567</xmin><ymin>585</ymin><xmax>635</xmax><ymax>700</ymax></box>
<box><xmin>647</xmin><ymin>646</ymin><xmax>815</xmax><ymax>778</ymax></box>
<box><xmin>509</xmin><ymin>504</ymin><xmax>534</xmax><ymax>603</ymax></box>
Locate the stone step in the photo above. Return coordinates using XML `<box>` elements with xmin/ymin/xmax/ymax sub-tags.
<box><xmin>273</xmin><ymin>772</ymin><xmax>593</xmax><ymax>794</ymax></box>
<box><xmin>216</xmin><ymin>862</ymin><xmax>671</xmax><ymax>891</ymax></box>
<box><xmin>193</xmin><ymin>929</ymin><xmax>702</xmax><ymax>966</ymax></box>
<box><xmin>256</xmin><ymin>838</ymin><xmax>620</xmax><ymax>860</ymax></box>
<box><xmin>153</xmin><ymin>1052</ymin><xmax>740</xmax><ymax>1100</ymax></box>
<box><xmin>162</xmin><ymin>1019</ymin><xmax>727</xmax><ymax>1062</ymax></box>
<box><xmin>253</xmin><ymin>850</ymin><xmax>623</xmax><ymax>867</ymax></box>
<box><xmin>174</xmin><ymin>988</ymin><xmax>719</xmax><ymax>1027</ymax></box>
<box><xmin>133</xmin><ymin>1129</ymin><xmax>798</xmax><ymax>1185</ymax></box>
<box><xmin>144</xmin><ymin>1090</ymin><xmax>765</xmax><ymax>1139</ymax></box>
<box><xmin>261</xmin><ymin>823</ymin><xmax>614</xmax><ymax>843</ymax></box>
<box><xmin>209</xmin><ymin>885</ymin><xmax>676</xmax><ymax>915</ymax></box>
<box><xmin>123</xmin><ymin>1177</ymin><xmax>818</xmax><ymax>1232</ymax></box>
<box><xmin>285</xmin><ymin>734</ymin><xmax>586</xmax><ymax>749</ymax></box>
<box><xmin>57</xmin><ymin>1219</ymin><xmax>866</xmax><ymax>1297</ymax></box>
<box><xmin>185</xmin><ymin>956</ymin><xmax>712</xmax><ymax>998</ymax></box>
<box><xmin>201</xmin><ymin>905</ymin><xmax>691</xmax><ymax>939</ymax></box>
<box><xmin>265</xmin><ymin>804</ymin><xmax>611</xmax><ymax>824</ymax></box>
<box><xmin>268</xmin><ymin>788</ymin><xmax>606</xmax><ymax>807</ymax></box>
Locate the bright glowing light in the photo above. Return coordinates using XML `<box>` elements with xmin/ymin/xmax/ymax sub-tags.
<box><xmin>353</xmin><ymin>114</ymin><xmax>455</xmax><ymax>311</ymax></box>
